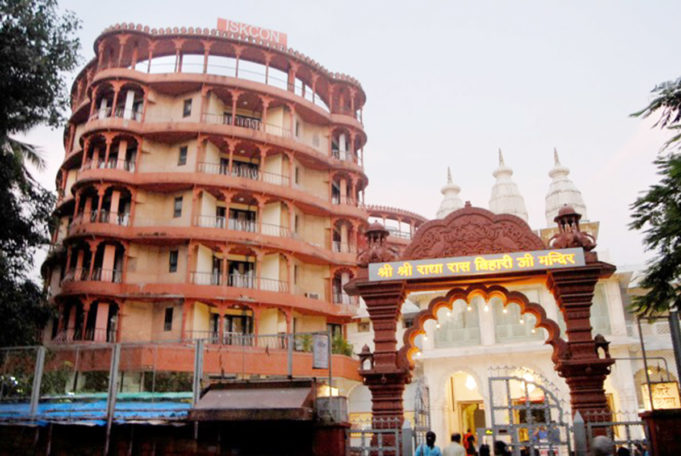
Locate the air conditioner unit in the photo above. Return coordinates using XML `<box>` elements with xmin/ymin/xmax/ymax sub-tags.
<box><xmin>305</xmin><ymin>292</ymin><xmax>320</xmax><ymax>300</ymax></box>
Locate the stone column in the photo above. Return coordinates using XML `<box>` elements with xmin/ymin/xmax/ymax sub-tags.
<box><xmin>547</xmin><ymin>264</ymin><xmax>615</xmax><ymax>422</ymax></box>
<box><xmin>352</xmin><ymin>280</ymin><xmax>410</xmax><ymax>427</ymax></box>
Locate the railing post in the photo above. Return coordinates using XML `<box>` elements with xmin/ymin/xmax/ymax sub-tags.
<box><xmin>193</xmin><ymin>339</ymin><xmax>204</xmax><ymax>406</ymax></box>
<box><xmin>401</xmin><ymin>419</ymin><xmax>413</xmax><ymax>456</ymax></box>
<box><xmin>29</xmin><ymin>346</ymin><xmax>46</xmax><ymax>418</ymax></box>
<box><xmin>104</xmin><ymin>343</ymin><xmax>121</xmax><ymax>456</ymax></box>
<box><xmin>573</xmin><ymin>411</ymin><xmax>587</xmax><ymax>456</ymax></box>
<box><xmin>287</xmin><ymin>333</ymin><xmax>293</xmax><ymax>377</ymax></box>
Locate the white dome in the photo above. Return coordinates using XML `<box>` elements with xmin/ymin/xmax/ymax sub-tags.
<box><xmin>436</xmin><ymin>167</ymin><xmax>464</xmax><ymax>218</ymax></box>
<box><xmin>545</xmin><ymin>149</ymin><xmax>587</xmax><ymax>226</ymax></box>
<box><xmin>489</xmin><ymin>149</ymin><xmax>529</xmax><ymax>222</ymax></box>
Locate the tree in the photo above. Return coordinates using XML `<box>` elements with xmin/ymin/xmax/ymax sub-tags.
<box><xmin>630</xmin><ymin>77</ymin><xmax>681</xmax><ymax>316</ymax></box>
<box><xmin>0</xmin><ymin>0</ymin><xmax>80</xmax><ymax>346</ymax></box>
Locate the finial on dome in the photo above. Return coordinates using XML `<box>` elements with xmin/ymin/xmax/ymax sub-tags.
<box><xmin>498</xmin><ymin>148</ymin><xmax>505</xmax><ymax>166</ymax></box>
<box><xmin>554</xmin><ymin>147</ymin><xmax>561</xmax><ymax>166</ymax></box>
<box><xmin>447</xmin><ymin>167</ymin><xmax>453</xmax><ymax>184</ymax></box>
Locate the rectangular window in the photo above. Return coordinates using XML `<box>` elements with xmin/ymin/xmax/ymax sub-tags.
<box><xmin>357</xmin><ymin>321</ymin><xmax>370</xmax><ymax>333</ymax></box>
<box><xmin>169</xmin><ymin>250</ymin><xmax>178</xmax><ymax>273</ymax></box>
<box><xmin>173</xmin><ymin>196</ymin><xmax>183</xmax><ymax>218</ymax></box>
<box><xmin>294</xmin><ymin>265</ymin><xmax>299</xmax><ymax>285</ymax></box>
<box><xmin>294</xmin><ymin>167</ymin><xmax>300</xmax><ymax>184</ymax></box>
<box><xmin>294</xmin><ymin>214</ymin><xmax>299</xmax><ymax>233</ymax></box>
<box><xmin>178</xmin><ymin>146</ymin><xmax>188</xmax><ymax>166</ymax></box>
<box><xmin>295</xmin><ymin>120</ymin><xmax>300</xmax><ymax>137</ymax></box>
<box><xmin>164</xmin><ymin>307</ymin><xmax>173</xmax><ymax>331</ymax></box>
<box><xmin>183</xmin><ymin>98</ymin><xmax>192</xmax><ymax>117</ymax></box>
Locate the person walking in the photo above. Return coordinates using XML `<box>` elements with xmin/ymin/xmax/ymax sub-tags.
<box><xmin>443</xmin><ymin>433</ymin><xmax>466</xmax><ymax>456</ymax></box>
<box><xmin>465</xmin><ymin>435</ymin><xmax>477</xmax><ymax>455</ymax></box>
<box><xmin>416</xmin><ymin>431</ymin><xmax>443</xmax><ymax>456</ymax></box>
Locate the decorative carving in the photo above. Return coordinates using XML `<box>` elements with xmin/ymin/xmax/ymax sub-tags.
<box><xmin>401</xmin><ymin>204</ymin><xmax>546</xmax><ymax>260</ymax></box>
<box><xmin>357</xmin><ymin>222</ymin><xmax>398</xmax><ymax>267</ymax></box>
<box><xmin>549</xmin><ymin>204</ymin><xmax>596</xmax><ymax>251</ymax></box>
<box><xmin>398</xmin><ymin>284</ymin><xmax>567</xmax><ymax>368</ymax></box>
<box><xmin>594</xmin><ymin>334</ymin><xmax>611</xmax><ymax>360</ymax></box>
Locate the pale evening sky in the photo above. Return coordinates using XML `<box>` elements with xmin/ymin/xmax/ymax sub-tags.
<box><xmin>23</xmin><ymin>0</ymin><xmax>681</xmax><ymax>269</ymax></box>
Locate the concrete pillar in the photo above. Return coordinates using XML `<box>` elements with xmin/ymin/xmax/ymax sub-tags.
<box><xmin>110</xmin><ymin>190</ymin><xmax>121</xmax><ymax>219</ymax></box>
<box><xmin>123</xmin><ymin>90</ymin><xmax>135</xmax><ymax>120</ymax></box>
<box><xmin>102</xmin><ymin>245</ymin><xmax>117</xmax><ymax>279</ymax></box>
<box><xmin>95</xmin><ymin>302</ymin><xmax>110</xmax><ymax>342</ymax></box>
<box><xmin>340</xmin><ymin>223</ymin><xmax>348</xmax><ymax>252</ymax></box>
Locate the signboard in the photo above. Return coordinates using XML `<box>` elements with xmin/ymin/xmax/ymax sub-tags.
<box><xmin>368</xmin><ymin>248</ymin><xmax>585</xmax><ymax>282</ymax></box>
<box><xmin>217</xmin><ymin>18</ymin><xmax>288</xmax><ymax>47</ymax></box>
<box><xmin>642</xmin><ymin>381</ymin><xmax>681</xmax><ymax>410</ymax></box>
<box><xmin>312</xmin><ymin>334</ymin><xmax>329</xmax><ymax>369</ymax></box>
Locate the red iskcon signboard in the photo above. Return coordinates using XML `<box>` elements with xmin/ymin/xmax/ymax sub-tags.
<box><xmin>368</xmin><ymin>248</ymin><xmax>586</xmax><ymax>281</ymax></box>
<box><xmin>217</xmin><ymin>18</ymin><xmax>288</xmax><ymax>47</ymax></box>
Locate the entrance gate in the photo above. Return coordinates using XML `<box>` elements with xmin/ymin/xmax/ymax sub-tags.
<box><xmin>345</xmin><ymin>204</ymin><xmax>617</xmax><ymax>453</ymax></box>
<box><xmin>488</xmin><ymin>375</ymin><xmax>571</xmax><ymax>456</ymax></box>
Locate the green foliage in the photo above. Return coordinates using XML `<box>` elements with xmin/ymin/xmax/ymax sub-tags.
<box><xmin>0</xmin><ymin>0</ymin><xmax>80</xmax><ymax>346</ymax></box>
<box><xmin>630</xmin><ymin>154</ymin><xmax>681</xmax><ymax>315</ymax></box>
<box><xmin>143</xmin><ymin>371</ymin><xmax>193</xmax><ymax>392</ymax></box>
<box><xmin>41</xmin><ymin>360</ymin><xmax>73</xmax><ymax>395</ymax></box>
<box><xmin>633</xmin><ymin>78</ymin><xmax>681</xmax><ymax>150</ymax></box>
<box><xmin>0</xmin><ymin>0</ymin><xmax>81</xmax><ymax>133</ymax></box>
<box><xmin>80</xmin><ymin>371</ymin><xmax>109</xmax><ymax>392</ymax></box>
<box><xmin>631</xmin><ymin>77</ymin><xmax>681</xmax><ymax>315</ymax></box>
<box><xmin>332</xmin><ymin>334</ymin><xmax>353</xmax><ymax>356</ymax></box>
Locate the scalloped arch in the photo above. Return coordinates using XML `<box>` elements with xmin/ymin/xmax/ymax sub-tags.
<box><xmin>398</xmin><ymin>284</ymin><xmax>567</xmax><ymax>370</ymax></box>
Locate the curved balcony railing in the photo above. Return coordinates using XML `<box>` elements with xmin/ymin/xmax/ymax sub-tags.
<box><xmin>332</xmin><ymin>293</ymin><xmax>359</xmax><ymax>306</ymax></box>
<box><xmin>70</xmin><ymin>211</ymin><xmax>130</xmax><ymax>232</ymax></box>
<box><xmin>63</xmin><ymin>268</ymin><xmax>122</xmax><ymax>283</ymax></box>
<box><xmin>81</xmin><ymin>158</ymin><xmax>135</xmax><ymax>173</ymax></box>
<box><xmin>197</xmin><ymin>161</ymin><xmax>290</xmax><ymax>186</ymax></box>
<box><xmin>192</xmin><ymin>215</ymin><xmax>290</xmax><ymax>238</ymax></box>
<box><xmin>189</xmin><ymin>272</ymin><xmax>288</xmax><ymax>293</ymax></box>
<box><xmin>332</xmin><ymin>241</ymin><xmax>355</xmax><ymax>253</ymax></box>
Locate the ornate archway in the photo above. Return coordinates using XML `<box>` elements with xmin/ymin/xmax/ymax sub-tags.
<box><xmin>345</xmin><ymin>203</ymin><xmax>615</xmax><ymax>431</ymax></box>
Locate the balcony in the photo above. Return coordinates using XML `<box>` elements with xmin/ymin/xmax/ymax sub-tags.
<box><xmin>52</xmin><ymin>328</ymin><xmax>117</xmax><ymax>345</ymax></box>
<box><xmin>332</xmin><ymin>241</ymin><xmax>355</xmax><ymax>253</ymax></box>
<box><xmin>82</xmin><ymin>158</ymin><xmax>135</xmax><ymax>172</ymax></box>
<box><xmin>190</xmin><ymin>272</ymin><xmax>289</xmax><ymax>293</ymax></box>
<box><xmin>193</xmin><ymin>215</ymin><xmax>290</xmax><ymax>237</ymax></box>
<box><xmin>63</xmin><ymin>268</ymin><xmax>122</xmax><ymax>284</ymax></box>
<box><xmin>70</xmin><ymin>210</ymin><xmax>130</xmax><ymax>233</ymax></box>
<box><xmin>90</xmin><ymin>106</ymin><xmax>143</xmax><ymax>122</ymax></box>
<box><xmin>197</xmin><ymin>161</ymin><xmax>291</xmax><ymax>186</ymax></box>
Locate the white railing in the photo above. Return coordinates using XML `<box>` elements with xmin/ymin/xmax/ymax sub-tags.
<box><xmin>190</xmin><ymin>271</ymin><xmax>222</xmax><ymax>286</ymax></box>
<box><xmin>90</xmin><ymin>268</ymin><xmax>123</xmax><ymax>283</ymax></box>
<box><xmin>228</xmin><ymin>273</ymin><xmax>255</xmax><ymax>289</ymax></box>
<box><xmin>227</xmin><ymin>218</ymin><xmax>256</xmax><ymax>233</ymax></box>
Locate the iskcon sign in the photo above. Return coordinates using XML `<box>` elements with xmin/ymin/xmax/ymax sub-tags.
<box><xmin>217</xmin><ymin>18</ymin><xmax>288</xmax><ymax>47</ymax></box>
<box><xmin>368</xmin><ymin>248</ymin><xmax>585</xmax><ymax>281</ymax></box>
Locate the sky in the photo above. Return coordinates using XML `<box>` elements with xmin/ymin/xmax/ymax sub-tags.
<box><xmin>24</xmin><ymin>0</ymin><xmax>681</xmax><ymax>269</ymax></box>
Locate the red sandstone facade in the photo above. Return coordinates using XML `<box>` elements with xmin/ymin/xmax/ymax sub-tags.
<box><xmin>42</xmin><ymin>23</ymin><xmax>373</xmax><ymax>381</ymax></box>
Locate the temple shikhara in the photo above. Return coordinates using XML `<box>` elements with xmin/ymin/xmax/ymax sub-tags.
<box><xmin>0</xmin><ymin>19</ymin><xmax>675</xmax><ymax>456</ymax></box>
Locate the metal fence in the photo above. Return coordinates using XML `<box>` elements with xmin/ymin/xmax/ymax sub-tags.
<box><xmin>349</xmin><ymin>416</ymin><xmax>403</xmax><ymax>456</ymax></box>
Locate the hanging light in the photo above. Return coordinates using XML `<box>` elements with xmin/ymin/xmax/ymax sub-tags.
<box><xmin>483</xmin><ymin>304</ymin><xmax>489</xmax><ymax>312</ymax></box>
<box><xmin>466</xmin><ymin>304</ymin><xmax>472</xmax><ymax>312</ymax></box>
<box><xmin>465</xmin><ymin>375</ymin><xmax>477</xmax><ymax>391</ymax></box>
<box><xmin>502</xmin><ymin>307</ymin><xmax>508</xmax><ymax>314</ymax></box>
<box><xmin>531</xmin><ymin>328</ymin><xmax>536</xmax><ymax>334</ymax></box>
<box><xmin>423</xmin><ymin>333</ymin><xmax>428</xmax><ymax>341</ymax></box>
<box><xmin>447</xmin><ymin>310</ymin><xmax>452</xmax><ymax>317</ymax></box>
<box><xmin>519</xmin><ymin>317</ymin><xmax>524</xmax><ymax>324</ymax></box>
<box><xmin>436</xmin><ymin>322</ymin><xmax>441</xmax><ymax>329</ymax></box>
